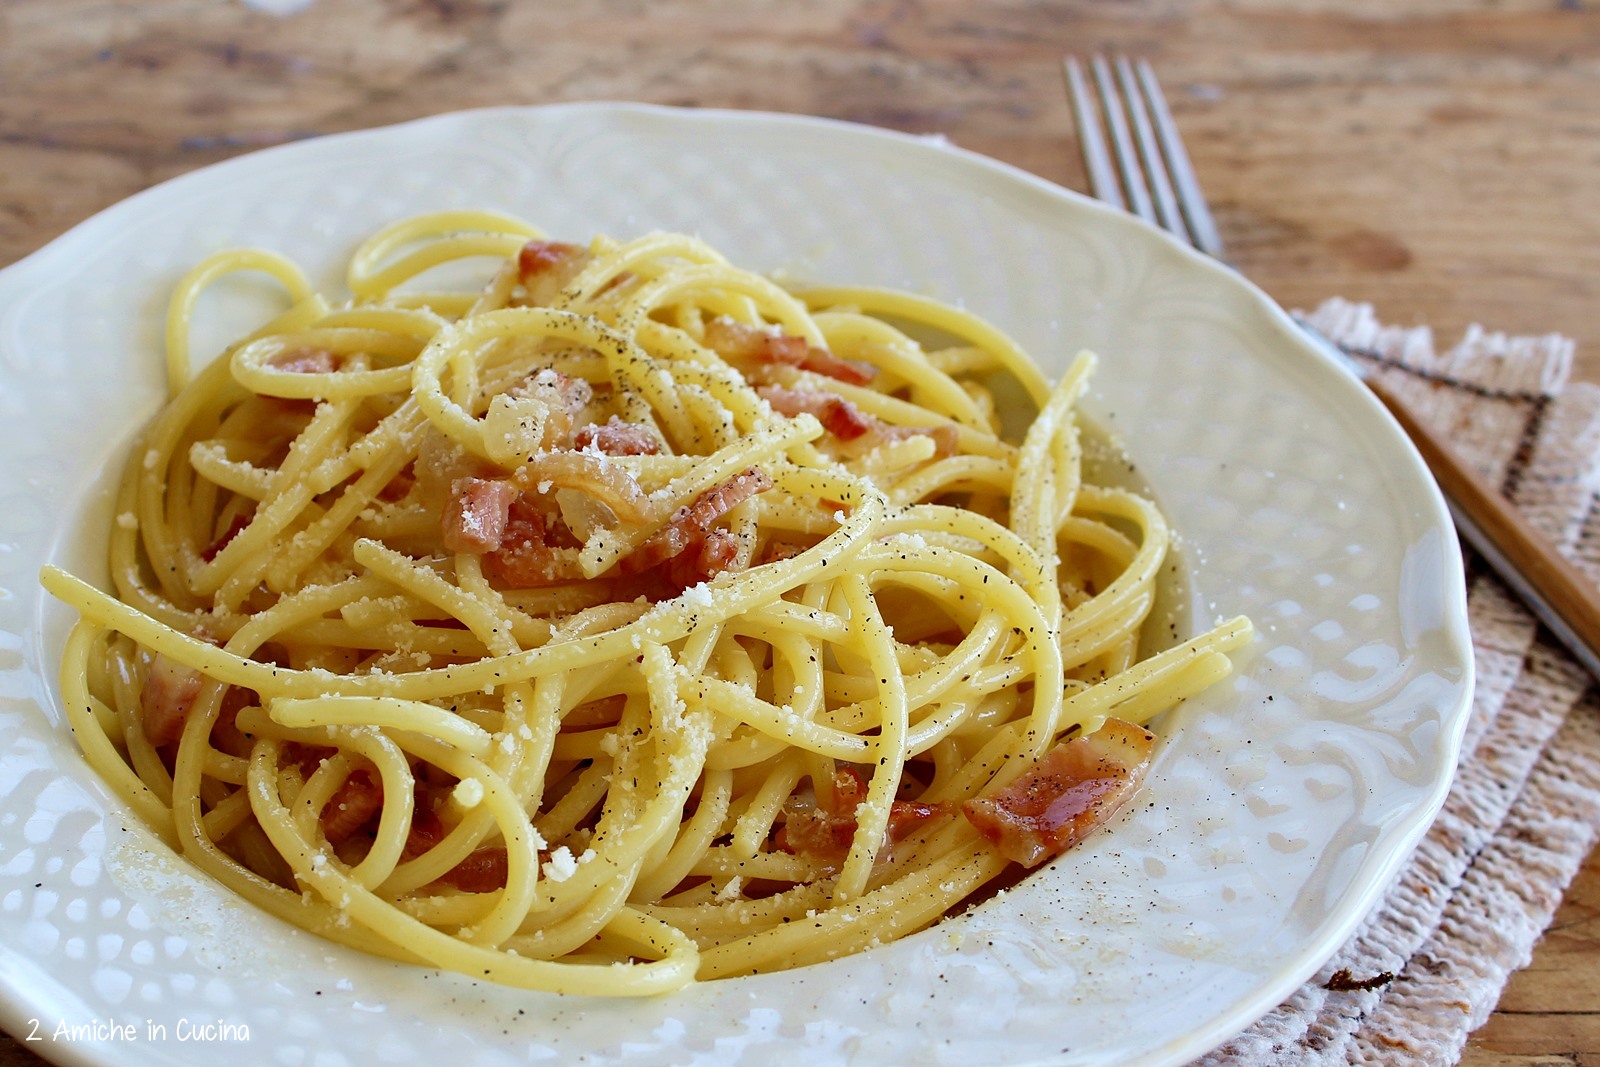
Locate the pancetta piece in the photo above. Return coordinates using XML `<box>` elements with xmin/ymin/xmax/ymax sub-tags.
<box><xmin>440</xmin><ymin>477</ymin><xmax>519</xmax><ymax>555</ymax></box>
<box><xmin>620</xmin><ymin>466</ymin><xmax>773</xmax><ymax>575</ymax></box>
<box><xmin>962</xmin><ymin>717</ymin><xmax>1156</xmax><ymax>867</ymax></box>
<box><xmin>704</xmin><ymin>316</ymin><xmax>877</xmax><ymax>385</ymax></box>
<box><xmin>776</xmin><ymin>767</ymin><xmax>950</xmax><ymax>869</ymax></box>
<box><xmin>140</xmin><ymin>653</ymin><xmax>204</xmax><ymax>747</ymax></box>
<box><xmin>572</xmin><ymin>416</ymin><xmax>661</xmax><ymax>456</ymax></box>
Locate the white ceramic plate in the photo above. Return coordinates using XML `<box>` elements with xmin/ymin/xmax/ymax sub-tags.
<box><xmin>0</xmin><ymin>104</ymin><xmax>1473</xmax><ymax>1067</ymax></box>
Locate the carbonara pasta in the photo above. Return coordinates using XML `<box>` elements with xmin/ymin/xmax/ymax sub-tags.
<box><xmin>41</xmin><ymin>211</ymin><xmax>1251</xmax><ymax>995</ymax></box>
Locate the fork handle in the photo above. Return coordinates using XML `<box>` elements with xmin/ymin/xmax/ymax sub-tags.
<box><xmin>1364</xmin><ymin>375</ymin><xmax>1600</xmax><ymax>681</ymax></box>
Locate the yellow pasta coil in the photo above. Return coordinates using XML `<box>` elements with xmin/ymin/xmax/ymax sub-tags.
<box><xmin>41</xmin><ymin>212</ymin><xmax>1251</xmax><ymax>995</ymax></box>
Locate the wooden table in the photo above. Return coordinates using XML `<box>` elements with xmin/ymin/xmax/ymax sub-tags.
<box><xmin>1</xmin><ymin>2</ymin><xmax>1595</xmax><ymax>1063</ymax></box>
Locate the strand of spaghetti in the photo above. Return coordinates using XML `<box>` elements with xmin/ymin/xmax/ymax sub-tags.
<box><xmin>618</xmin><ymin>262</ymin><xmax>828</xmax><ymax>348</ymax></box>
<box><xmin>58</xmin><ymin>621</ymin><xmax>177</xmax><ymax>843</ymax></box>
<box><xmin>810</xmin><ymin>310</ymin><xmax>989</xmax><ymax>427</ymax></box>
<box><xmin>637</xmin><ymin>341</ymin><xmax>831</xmax><ymax>468</ymax></box>
<box><xmin>1011</xmin><ymin>350</ymin><xmax>1096</xmax><ymax>569</ymax></box>
<box><xmin>608</xmin><ymin>347</ymin><xmax>699</xmax><ymax>454</ymax></box>
<box><xmin>834</xmin><ymin>572</ymin><xmax>910</xmax><ymax>901</ymax></box>
<box><xmin>230</xmin><ymin>329</ymin><xmax>426</xmax><ymax>400</ymax></box>
<box><xmin>111</xmin><ymin>643</ymin><xmax>180</xmax><ymax>805</ymax></box>
<box><xmin>346</xmin><ymin>210</ymin><xmax>541</xmax><ymax>292</ymax></box>
<box><xmin>824</xmin><ymin>611</ymin><xmax>1012</xmax><ymax>752</ymax></box>
<box><xmin>555</xmin><ymin>232</ymin><xmax>730</xmax><ymax>309</ymax></box>
<box><xmin>644</xmin><ymin>881</ymin><xmax>833</xmax><ymax>946</ymax></box>
<box><xmin>262</xmin><ymin>412</ymin><xmax>432</xmax><ymax>590</ymax></box>
<box><xmin>194</xmin><ymin>397</ymin><xmax>361</xmax><ymax>599</ymax></box>
<box><xmin>925</xmin><ymin>616</ymin><xmax>1254</xmax><ymax>805</ymax></box>
<box><xmin>511</xmin><ymin>644</ymin><xmax>714</xmax><ymax>949</ymax></box>
<box><xmin>181</xmin><ymin>782</ymin><xmax>428</xmax><ymax>965</ymax></box>
<box><xmin>230</xmin><ymin>574</ymin><xmax>393</xmax><ymax>653</ymax></box>
<box><xmin>628</xmin><ymin>767</ymin><xmax>734</xmax><ymax>904</ymax></box>
<box><xmin>126</xmin><ymin>354</ymin><xmax>250</xmax><ymax>612</ymax></box>
<box><xmin>165</xmin><ymin>248</ymin><xmax>316</xmax><ymax>393</ymax></box>
<box><xmin>186</xmin><ymin>441</ymin><xmax>275</xmax><ymax>500</ymax></box>
<box><xmin>269</xmin><ymin>695</ymin><xmax>496</xmax><ymax>759</ymax></box>
<box><xmin>1056</xmin><ymin>487</ymin><xmax>1171</xmax><ymax>663</ymax></box>
<box><xmin>850</xmin><ymin>540</ymin><xmax>1063</xmax><ymax>763</ymax></box>
<box><xmin>284</xmin><ymin>719</ymin><xmax>537</xmax><ymax>947</ymax></box>
<box><xmin>199</xmin><ymin>783</ymin><xmax>255</xmax><ymax>842</ymax></box>
<box><xmin>697</xmin><ymin>605</ymin><xmax>1010</xmax><ymax>759</ymax></box>
<box><xmin>1061</xmin><ymin>589</ymin><xmax>1158</xmax><ymax>677</ymax></box>
<box><xmin>877</xmin><ymin>504</ymin><xmax>1055</xmax><ymax>611</ymax></box>
<box><xmin>885</xmin><ymin>454</ymin><xmax>1014</xmax><ymax>507</ymax></box>
<box><xmin>697</xmin><ymin>840</ymin><xmax>1007</xmax><ymax>979</ymax></box>
<box><xmin>412</xmin><ymin>307</ymin><xmax>641</xmax><ymax>460</ymax></box>
<box><xmin>686</xmin><ymin>848</ymin><xmax>824</xmax><ymax>883</ymax></box>
<box><xmin>795</xmin><ymin>284</ymin><xmax>1052</xmax><ymax>408</ymax></box>
<box><xmin>286</xmin><ymin>734</ymin><xmax>415</xmax><ymax>891</ymax></box>
<box><xmin>224</xmin><ymin>702</ymin><xmax>502</xmax><ymax>907</ymax></box>
<box><xmin>360</xmin><ymin>213</ymin><xmax>536</xmax><ymax>279</ymax></box>
<box><xmin>449</xmin><ymin>555</ymin><xmax>553</xmax><ymax>809</ymax></box>
<box><xmin>758</xmin><ymin>364</ymin><xmax>1009</xmax><ymax>461</ymax></box>
<box><xmin>351</xmin><ymin>539</ymin><xmax>543</xmax><ymax>653</ymax></box>
<box><xmin>246</xmin><ymin>740</ymin><xmax>698</xmax><ymax>993</ymax></box>
<box><xmin>925</xmin><ymin>344</ymin><xmax>998</xmax><ymax>376</ymax></box>
<box><xmin>726</xmin><ymin>754</ymin><xmax>808</xmax><ymax>861</ymax></box>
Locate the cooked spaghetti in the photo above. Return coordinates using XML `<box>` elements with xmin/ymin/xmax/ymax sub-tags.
<box><xmin>41</xmin><ymin>212</ymin><xmax>1251</xmax><ymax>995</ymax></box>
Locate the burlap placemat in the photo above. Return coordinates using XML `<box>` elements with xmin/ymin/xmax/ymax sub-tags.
<box><xmin>1196</xmin><ymin>298</ymin><xmax>1600</xmax><ymax>1065</ymax></box>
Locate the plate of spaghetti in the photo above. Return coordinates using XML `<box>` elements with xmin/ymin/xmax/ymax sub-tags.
<box><xmin>0</xmin><ymin>104</ymin><xmax>1472</xmax><ymax>1066</ymax></box>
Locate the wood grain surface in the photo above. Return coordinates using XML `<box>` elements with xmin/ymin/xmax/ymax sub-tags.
<box><xmin>2</xmin><ymin>2</ymin><xmax>1597</xmax><ymax>1064</ymax></box>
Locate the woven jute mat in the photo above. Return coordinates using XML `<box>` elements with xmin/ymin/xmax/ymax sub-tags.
<box><xmin>1196</xmin><ymin>299</ymin><xmax>1600</xmax><ymax>1065</ymax></box>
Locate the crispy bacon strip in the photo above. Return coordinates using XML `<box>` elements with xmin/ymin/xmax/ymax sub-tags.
<box><xmin>664</xmin><ymin>527</ymin><xmax>741</xmax><ymax>590</ymax></box>
<box><xmin>284</xmin><ymin>741</ymin><xmax>337</xmax><ymax>777</ymax></box>
<box><xmin>399</xmin><ymin>807</ymin><xmax>512</xmax><ymax>892</ymax></box>
<box><xmin>572</xmin><ymin>416</ymin><xmax>660</xmax><ymax>456</ymax></box>
<box><xmin>621</xmin><ymin>466</ymin><xmax>773</xmax><ymax>575</ymax></box>
<box><xmin>322</xmin><ymin>768</ymin><xmax>382</xmax><ymax>845</ymax></box>
<box><xmin>515</xmin><ymin>239</ymin><xmax>589</xmax><ymax>307</ymax></box>
<box><xmin>517</xmin><ymin>240</ymin><xmax>583</xmax><ymax>281</ymax></box>
<box><xmin>484</xmin><ymin>499</ymin><xmax>584</xmax><ymax>588</ymax></box>
<box><xmin>209</xmin><ymin>685</ymin><xmax>258</xmax><ymax>759</ymax></box>
<box><xmin>401</xmin><ymin>803</ymin><xmax>445</xmax><ymax>862</ymax></box>
<box><xmin>377</xmin><ymin>462</ymin><xmax>416</xmax><ymax>503</ymax></box>
<box><xmin>962</xmin><ymin>717</ymin><xmax>1156</xmax><ymax>867</ymax></box>
<box><xmin>776</xmin><ymin>767</ymin><xmax>950</xmax><ymax>868</ymax></box>
<box><xmin>441</xmin><ymin>477</ymin><xmax>518</xmax><ymax>555</ymax></box>
<box><xmin>140</xmin><ymin>653</ymin><xmax>204</xmax><ymax>747</ymax></box>
<box><xmin>704</xmin><ymin>316</ymin><xmax>877</xmax><ymax>385</ymax></box>
<box><xmin>201</xmin><ymin>512</ymin><xmax>253</xmax><ymax>562</ymax></box>
<box><xmin>759</xmin><ymin>385</ymin><xmax>957</xmax><ymax>457</ymax></box>
<box><xmin>441</xmin><ymin>847</ymin><xmax>510</xmax><ymax>893</ymax></box>
<box><xmin>759</xmin><ymin>385</ymin><xmax>875</xmax><ymax>440</ymax></box>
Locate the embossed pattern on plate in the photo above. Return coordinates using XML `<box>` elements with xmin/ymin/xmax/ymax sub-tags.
<box><xmin>0</xmin><ymin>103</ymin><xmax>1472</xmax><ymax>1067</ymax></box>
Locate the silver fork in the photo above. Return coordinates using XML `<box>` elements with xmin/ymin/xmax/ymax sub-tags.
<box><xmin>1063</xmin><ymin>54</ymin><xmax>1224</xmax><ymax>259</ymax></box>
<box><xmin>1062</xmin><ymin>53</ymin><xmax>1600</xmax><ymax>683</ymax></box>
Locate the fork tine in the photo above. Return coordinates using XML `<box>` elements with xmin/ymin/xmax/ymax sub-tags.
<box><xmin>1090</xmin><ymin>54</ymin><xmax>1156</xmax><ymax>226</ymax></box>
<box><xmin>1134</xmin><ymin>59</ymin><xmax>1225</xmax><ymax>259</ymax></box>
<box><xmin>1062</xmin><ymin>56</ymin><xmax>1125</xmax><ymax>211</ymax></box>
<box><xmin>1116</xmin><ymin>56</ymin><xmax>1195</xmax><ymax>247</ymax></box>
